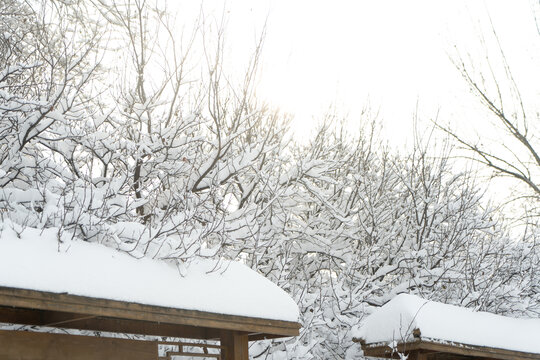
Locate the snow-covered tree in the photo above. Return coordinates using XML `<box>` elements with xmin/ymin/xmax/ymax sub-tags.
<box><xmin>0</xmin><ymin>0</ymin><xmax>103</xmax><ymax>235</ymax></box>
<box><xmin>247</xmin><ymin>120</ymin><xmax>537</xmax><ymax>359</ymax></box>
<box><xmin>1</xmin><ymin>3</ymin><xmax>537</xmax><ymax>360</ymax></box>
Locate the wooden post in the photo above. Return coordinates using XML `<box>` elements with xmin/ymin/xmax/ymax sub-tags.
<box><xmin>220</xmin><ymin>331</ymin><xmax>249</xmax><ymax>360</ymax></box>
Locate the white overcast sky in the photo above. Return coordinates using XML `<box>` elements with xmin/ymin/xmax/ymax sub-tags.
<box><xmin>189</xmin><ymin>0</ymin><xmax>539</xmax><ymax>145</ymax></box>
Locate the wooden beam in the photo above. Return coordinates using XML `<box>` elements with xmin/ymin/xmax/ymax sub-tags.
<box><xmin>220</xmin><ymin>331</ymin><xmax>249</xmax><ymax>360</ymax></box>
<box><xmin>248</xmin><ymin>332</ymin><xmax>291</xmax><ymax>341</ymax></box>
<box><xmin>158</xmin><ymin>341</ymin><xmax>223</xmax><ymax>359</ymax></box>
<box><xmin>0</xmin><ymin>330</ymin><xmax>157</xmax><ymax>360</ymax></box>
<box><xmin>0</xmin><ymin>287</ymin><xmax>300</xmax><ymax>338</ymax></box>
<box><xmin>0</xmin><ymin>306</ymin><xmax>217</xmax><ymax>340</ymax></box>
<box><xmin>166</xmin><ymin>352</ymin><xmax>220</xmax><ymax>358</ymax></box>
<box><xmin>418</xmin><ymin>341</ymin><xmax>540</xmax><ymax>360</ymax></box>
<box><xmin>362</xmin><ymin>340</ymin><xmax>540</xmax><ymax>360</ymax></box>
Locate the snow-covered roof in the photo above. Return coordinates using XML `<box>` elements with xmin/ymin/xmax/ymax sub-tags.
<box><xmin>0</xmin><ymin>226</ymin><xmax>299</xmax><ymax>323</ymax></box>
<box><xmin>354</xmin><ymin>293</ymin><xmax>540</xmax><ymax>354</ymax></box>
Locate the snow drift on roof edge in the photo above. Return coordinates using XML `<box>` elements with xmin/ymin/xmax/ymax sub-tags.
<box><xmin>353</xmin><ymin>293</ymin><xmax>540</xmax><ymax>354</ymax></box>
<box><xmin>0</xmin><ymin>225</ymin><xmax>300</xmax><ymax>322</ymax></box>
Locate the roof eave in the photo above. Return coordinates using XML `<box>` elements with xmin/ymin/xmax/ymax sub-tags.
<box><xmin>358</xmin><ymin>339</ymin><xmax>540</xmax><ymax>360</ymax></box>
<box><xmin>0</xmin><ymin>286</ymin><xmax>300</xmax><ymax>339</ymax></box>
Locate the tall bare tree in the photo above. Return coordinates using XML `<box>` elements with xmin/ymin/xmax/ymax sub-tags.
<box><xmin>438</xmin><ymin>11</ymin><xmax>539</xmax><ymax>217</ymax></box>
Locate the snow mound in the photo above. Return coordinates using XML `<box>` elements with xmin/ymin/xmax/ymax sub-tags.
<box><xmin>0</xmin><ymin>226</ymin><xmax>299</xmax><ymax>322</ymax></box>
<box><xmin>354</xmin><ymin>293</ymin><xmax>540</xmax><ymax>354</ymax></box>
